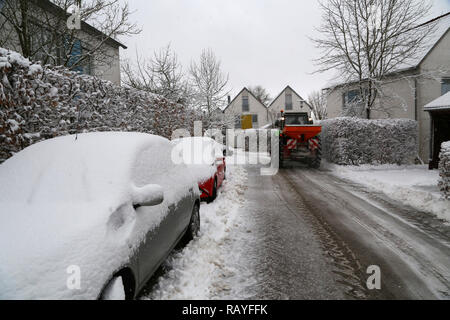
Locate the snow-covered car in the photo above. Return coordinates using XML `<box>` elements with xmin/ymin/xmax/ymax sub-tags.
<box><xmin>0</xmin><ymin>132</ymin><xmax>201</xmax><ymax>300</ymax></box>
<box><xmin>172</xmin><ymin>137</ymin><xmax>226</xmax><ymax>203</ymax></box>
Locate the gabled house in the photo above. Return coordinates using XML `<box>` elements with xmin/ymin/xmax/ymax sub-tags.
<box><xmin>222</xmin><ymin>87</ymin><xmax>270</xmax><ymax>129</ymax></box>
<box><xmin>324</xmin><ymin>14</ymin><xmax>450</xmax><ymax>164</ymax></box>
<box><xmin>268</xmin><ymin>85</ymin><xmax>312</xmax><ymax>120</ymax></box>
<box><xmin>0</xmin><ymin>0</ymin><xmax>126</xmax><ymax>84</ymax></box>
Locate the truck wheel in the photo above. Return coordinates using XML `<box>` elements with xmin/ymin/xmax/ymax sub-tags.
<box><xmin>310</xmin><ymin>137</ymin><xmax>322</xmax><ymax>169</ymax></box>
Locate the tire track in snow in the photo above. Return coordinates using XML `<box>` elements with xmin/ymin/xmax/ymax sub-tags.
<box><xmin>276</xmin><ymin>171</ymin><xmax>370</xmax><ymax>299</ymax></box>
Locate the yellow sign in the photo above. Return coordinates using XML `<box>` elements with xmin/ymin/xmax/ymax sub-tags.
<box><xmin>241</xmin><ymin>115</ymin><xmax>253</xmax><ymax>129</ymax></box>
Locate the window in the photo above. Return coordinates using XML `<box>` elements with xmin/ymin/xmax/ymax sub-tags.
<box><xmin>286</xmin><ymin>93</ymin><xmax>293</xmax><ymax>110</ymax></box>
<box><xmin>66</xmin><ymin>39</ymin><xmax>84</xmax><ymax>73</ymax></box>
<box><xmin>234</xmin><ymin>116</ymin><xmax>241</xmax><ymax>129</ymax></box>
<box><xmin>242</xmin><ymin>95</ymin><xmax>249</xmax><ymax>112</ymax></box>
<box><xmin>342</xmin><ymin>89</ymin><xmax>366</xmax><ymax>116</ymax></box>
<box><xmin>285</xmin><ymin>114</ymin><xmax>309</xmax><ymax>125</ymax></box>
<box><xmin>344</xmin><ymin>89</ymin><xmax>361</xmax><ymax>106</ymax></box>
<box><xmin>442</xmin><ymin>79</ymin><xmax>450</xmax><ymax>95</ymax></box>
<box><xmin>252</xmin><ymin>114</ymin><xmax>258</xmax><ymax>123</ymax></box>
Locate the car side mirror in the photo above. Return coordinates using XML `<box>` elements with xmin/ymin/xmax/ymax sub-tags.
<box><xmin>223</xmin><ymin>149</ymin><xmax>227</xmax><ymax>156</ymax></box>
<box><xmin>132</xmin><ymin>184</ymin><xmax>164</xmax><ymax>209</ymax></box>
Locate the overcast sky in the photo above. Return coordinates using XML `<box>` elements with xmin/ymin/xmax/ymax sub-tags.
<box><xmin>121</xmin><ymin>0</ymin><xmax>450</xmax><ymax>101</ymax></box>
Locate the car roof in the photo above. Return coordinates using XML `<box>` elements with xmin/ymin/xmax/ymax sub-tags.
<box><xmin>0</xmin><ymin>132</ymin><xmax>169</xmax><ymax>204</ymax></box>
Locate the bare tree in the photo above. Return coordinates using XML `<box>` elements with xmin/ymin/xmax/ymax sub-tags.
<box><xmin>0</xmin><ymin>0</ymin><xmax>140</xmax><ymax>71</ymax></box>
<box><xmin>312</xmin><ymin>0</ymin><xmax>437</xmax><ymax>119</ymax></box>
<box><xmin>122</xmin><ymin>44</ymin><xmax>192</xmax><ymax>105</ymax></box>
<box><xmin>308</xmin><ymin>90</ymin><xmax>328</xmax><ymax>120</ymax></box>
<box><xmin>190</xmin><ymin>49</ymin><xmax>230</xmax><ymax>116</ymax></box>
<box><xmin>248</xmin><ymin>85</ymin><xmax>271</xmax><ymax>106</ymax></box>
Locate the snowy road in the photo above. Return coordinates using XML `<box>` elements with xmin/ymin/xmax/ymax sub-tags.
<box><xmin>270</xmin><ymin>166</ymin><xmax>450</xmax><ymax>299</ymax></box>
<box><xmin>140</xmin><ymin>163</ymin><xmax>450</xmax><ymax>300</ymax></box>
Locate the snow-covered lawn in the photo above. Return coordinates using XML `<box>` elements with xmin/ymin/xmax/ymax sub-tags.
<box><xmin>326</xmin><ymin>163</ymin><xmax>450</xmax><ymax>223</ymax></box>
<box><xmin>144</xmin><ymin>164</ymin><xmax>257</xmax><ymax>299</ymax></box>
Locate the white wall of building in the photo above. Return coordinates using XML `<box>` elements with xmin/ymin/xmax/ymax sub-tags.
<box><xmin>324</xmin><ymin>28</ymin><xmax>450</xmax><ymax>162</ymax></box>
<box><xmin>269</xmin><ymin>86</ymin><xmax>311</xmax><ymax>121</ymax></box>
<box><xmin>223</xmin><ymin>88</ymin><xmax>270</xmax><ymax>128</ymax></box>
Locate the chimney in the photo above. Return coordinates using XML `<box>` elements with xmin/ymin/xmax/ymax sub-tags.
<box><xmin>227</xmin><ymin>95</ymin><xmax>231</xmax><ymax>104</ymax></box>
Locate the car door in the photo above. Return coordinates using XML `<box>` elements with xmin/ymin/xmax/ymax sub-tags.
<box><xmin>131</xmin><ymin>145</ymin><xmax>192</xmax><ymax>284</ymax></box>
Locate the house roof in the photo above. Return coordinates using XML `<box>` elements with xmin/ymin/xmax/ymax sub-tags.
<box><xmin>34</xmin><ymin>0</ymin><xmax>127</xmax><ymax>49</ymax></box>
<box><xmin>268</xmin><ymin>85</ymin><xmax>311</xmax><ymax>109</ymax></box>
<box><xmin>324</xmin><ymin>12</ymin><xmax>450</xmax><ymax>90</ymax></box>
<box><xmin>424</xmin><ymin>91</ymin><xmax>450</xmax><ymax>111</ymax></box>
<box><xmin>221</xmin><ymin>87</ymin><xmax>268</xmax><ymax>112</ymax></box>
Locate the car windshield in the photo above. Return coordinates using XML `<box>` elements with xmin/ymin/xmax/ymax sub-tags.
<box><xmin>285</xmin><ymin>114</ymin><xmax>309</xmax><ymax>125</ymax></box>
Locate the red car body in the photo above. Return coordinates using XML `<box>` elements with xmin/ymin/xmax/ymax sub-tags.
<box><xmin>199</xmin><ymin>155</ymin><xmax>226</xmax><ymax>202</ymax></box>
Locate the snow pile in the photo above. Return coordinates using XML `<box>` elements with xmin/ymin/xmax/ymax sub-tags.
<box><xmin>0</xmin><ymin>132</ymin><xmax>200</xmax><ymax>299</ymax></box>
<box><xmin>439</xmin><ymin>141</ymin><xmax>450</xmax><ymax>199</ymax></box>
<box><xmin>321</xmin><ymin>117</ymin><xmax>418</xmax><ymax>165</ymax></box>
<box><xmin>144</xmin><ymin>165</ymin><xmax>257</xmax><ymax>299</ymax></box>
<box><xmin>0</xmin><ymin>48</ymin><xmax>199</xmax><ymax>163</ymax></box>
<box><xmin>328</xmin><ymin>163</ymin><xmax>450</xmax><ymax>223</ymax></box>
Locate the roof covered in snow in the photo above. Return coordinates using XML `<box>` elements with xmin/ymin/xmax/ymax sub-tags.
<box><xmin>268</xmin><ymin>85</ymin><xmax>311</xmax><ymax>109</ymax></box>
<box><xmin>324</xmin><ymin>13</ymin><xmax>450</xmax><ymax>90</ymax></box>
<box><xmin>424</xmin><ymin>91</ymin><xmax>450</xmax><ymax>111</ymax></box>
<box><xmin>221</xmin><ymin>87</ymin><xmax>268</xmax><ymax>112</ymax></box>
<box><xmin>396</xmin><ymin>13</ymin><xmax>450</xmax><ymax>70</ymax></box>
<box><xmin>33</xmin><ymin>0</ymin><xmax>127</xmax><ymax>49</ymax></box>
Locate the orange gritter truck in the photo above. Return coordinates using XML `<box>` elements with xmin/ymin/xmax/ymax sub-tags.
<box><xmin>275</xmin><ymin>111</ymin><xmax>322</xmax><ymax>168</ymax></box>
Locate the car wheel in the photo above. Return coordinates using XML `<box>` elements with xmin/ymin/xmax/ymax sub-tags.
<box><xmin>100</xmin><ymin>276</ymin><xmax>126</xmax><ymax>300</ymax></box>
<box><xmin>185</xmin><ymin>203</ymin><xmax>200</xmax><ymax>241</ymax></box>
<box><xmin>211</xmin><ymin>179</ymin><xmax>217</xmax><ymax>202</ymax></box>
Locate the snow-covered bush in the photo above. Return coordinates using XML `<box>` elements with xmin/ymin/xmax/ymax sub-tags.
<box><xmin>0</xmin><ymin>48</ymin><xmax>199</xmax><ymax>162</ymax></box>
<box><xmin>438</xmin><ymin>141</ymin><xmax>450</xmax><ymax>199</ymax></box>
<box><xmin>320</xmin><ymin>117</ymin><xmax>418</xmax><ymax>165</ymax></box>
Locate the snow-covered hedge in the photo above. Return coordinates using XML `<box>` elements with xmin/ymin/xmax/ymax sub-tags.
<box><xmin>438</xmin><ymin>141</ymin><xmax>450</xmax><ymax>199</ymax></box>
<box><xmin>0</xmin><ymin>48</ymin><xmax>198</xmax><ymax>162</ymax></box>
<box><xmin>320</xmin><ymin>117</ymin><xmax>418</xmax><ymax>165</ymax></box>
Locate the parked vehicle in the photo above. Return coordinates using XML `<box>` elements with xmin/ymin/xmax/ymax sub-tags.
<box><xmin>0</xmin><ymin>132</ymin><xmax>201</xmax><ymax>300</ymax></box>
<box><xmin>275</xmin><ymin>111</ymin><xmax>322</xmax><ymax>168</ymax></box>
<box><xmin>172</xmin><ymin>137</ymin><xmax>226</xmax><ymax>203</ymax></box>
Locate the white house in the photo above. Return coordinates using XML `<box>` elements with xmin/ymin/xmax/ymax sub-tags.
<box><xmin>268</xmin><ymin>85</ymin><xmax>312</xmax><ymax>120</ymax></box>
<box><xmin>222</xmin><ymin>87</ymin><xmax>270</xmax><ymax>129</ymax></box>
<box><xmin>0</xmin><ymin>0</ymin><xmax>126</xmax><ymax>84</ymax></box>
<box><xmin>324</xmin><ymin>14</ymin><xmax>450</xmax><ymax>164</ymax></box>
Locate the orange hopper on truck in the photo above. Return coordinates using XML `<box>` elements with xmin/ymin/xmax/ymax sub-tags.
<box><xmin>275</xmin><ymin>111</ymin><xmax>322</xmax><ymax>168</ymax></box>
